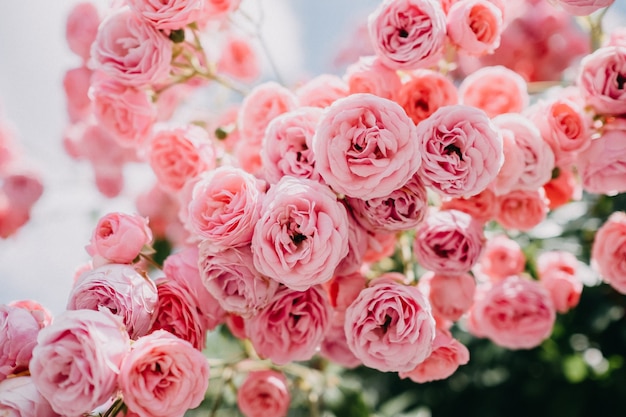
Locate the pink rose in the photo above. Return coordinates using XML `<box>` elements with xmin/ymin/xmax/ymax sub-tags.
<box><xmin>467</xmin><ymin>275</ymin><xmax>556</xmax><ymax>349</ymax></box>
<box><xmin>347</xmin><ymin>174</ymin><xmax>428</xmax><ymax>232</ymax></box>
<box><xmin>320</xmin><ymin>320</ymin><xmax>362</xmax><ymax>368</ymax></box>
<box><xmin>591</xmin><ymin>212</ymin><xmax>626</xmax><ymax>294</ymax></box>
<box><xmin>30</xmin><ymin>309</ymin><xmax>130</xmax><ymax>416</ymax></box>
<box><xmin>417</xmin><ymin>105</ymin><xmax>503</xmax><ymax>198</ymax></box>
<box><xmin>490</xmin><ymin>127</ymin><xmax>526</xmax><ymax>196</ymax></box>
<box><xmin>313</xmin><ymin>93</ymin><xmax>420</xmax><ymax>199</ymax></box>
<box><xmin>119</xmin><ymin>330</ymin><xmax>209</xmax><ymax>417</ymax></box>
<box><xmin>198</xmin><ymin>243</ymin><xmax>278</xmax><ymax>317</ymax></box>
<box><xmin>479</xmin><ymin>234</ymin><xmax>526</xmax><ymax>281</ymax></box>
<box><xmin>251</xmin><ymin>177</ymin><xmax>348</xmax><ymax>291</ymax></box>
<box><xmin>0</xmin><ymin>305</ymin><xmax>45</xmax><ymax>381</ymax></box>
<box><xmin>148</xmin><ymin>125</ymin><xmax>216</xmax><ymax>193</ymax></box>
<box><xmin>543</xmin><ymin>167</ymin><xmax>581</xmax><ymax>210</ymax></box>
<box><xmin>399</xmin><ymin>329</ymin><xmax>469</xmax><ymax>383</ymax></box>
<box><xmin>217</xmin><ymin>34</ymin><xmax>261</xmax><ymax>82</ymax></box>
<box><xmin>344</xmin><ymin>274</ymin><xmax>436</xmax><ymax>372</ymax></box>
<box><xmin>496</xmin><ymin>189</ymin><xmax>548</xmax><ymax>231</ymax></box>
<box><xmin>66</xmin><ymin>2</ymin><xmax>100</xmax><ymax>61</ymax></box>
<box><xmin>446</xmin><ymin>0</ymin><xmax>503</xmax><ymax>56</ymax></box>
<box><xmin>126</xmin><ymin>0</ymin><xmax>203</xmax><ymax>30</ymax></box>
<box><xmin>324</xmin><ymin>272</ymin><xmax>368</xmax><ymax>312</ymax></box>
<box><xmin>414</xmin><ymin>209</ymin><xmax>486</xmax><ymax>275</ymax></box>
<box><xmin>555</xmin><ymin>0</ymin><xmax>614</xmax><ymax>16</ymax></box>
<box><xmin>576</xmin><ymin>118</ymin><xmax>626</xmax><ymax>195</ymax></box>
<box><xmin>135</xmin><ymin>183</ymin><xmax>184</xmax><ymax>242</ymax></box>
<box><xmin>439</xmin><ymin>188</ymin><xmax>497</xmax><ymax>224</ymax></box>
<box><xmin>344</xmin><ymin>55</ymin><xmax>402</xmax><ymax>101</ymax></box>
<box><xmin>459</xmin><ymin>66</ymin><xmax>529</xmax><ymax>117</ymax></box>
<box><xmin>188</xmin><ymin>166</ymin><xmax>264</xmax><ymax>249</ymax></box>
<box><xmin>261</xmin><ymin>107</ymin><xmax>322</xmax><ymax>184</ymax></box>
<box><xmin>0</xmin><ymin>377</ymin><xmax>59</xmax><ymax>417</ymax></box>
<box><xmin>363</xmin><ymin>229</ymin><xmax>398</xmax><ymax>263</ymax></box>
<box><xmin>67</xmin><ymin>264</ymin><xmax>158</xmax><ymax>339</ymax></box>
<box><xmin>247</xmin><ymin>285</ymin><xmax>331</xmax><ymax>365</ymax></box>
<box><xmin>198</xmin><ymin>0</ymin><xmax>241</xmax><ymax>22</ymax></box>
<box><xmin>1</xmin><ymin>171</ymin><xmax>43</xmax><ymax>211</ymax></box>
<box><xmin>421</xmin><ymin>272</ymin><xmax>476</xmax><ymax>322</ymax></box>
<box><xmin>296</xmin><ymin>74</ymin><xmax>349</xmax><ymax>108</ymax></box>
<box><xmin>333</xmin><ymin>206</ymin><xmax>369</xmax><ymax>276</ymax></box>
<box><xmin>91</xmin><ymin>7</ymin><xmax>172</xmax><ymax>87</ymax></box>
<box><xmin>537</xmin><ymin>251</ymin><xmax>582</xmax><ymax>313</ymax></box>
<box><xmin>577</xmin><ymin>46</ymin><xmax>626</xmax><ymax>115</ymax></box>
<box><xmin>63</xmin><ymin>66</ymin><xmax>93</xmax><ymax>123</ymax></box>
<box><xmin>237</xmin><ymin>370</ymin><xmax>290</xmax><ymax>417</ymax></box>
<box><xmin>8</xmin><ymin>300</ymin><xmax>52</xmax><ymax>328</ymax></box>
<box><xmin>397</xmin><ymin>69</ymin><xmax>458</xmax><ymax>125</ymax></box>
<box><xmin>86</xmin><ymin>212</ymin><xmax>152</xmax><ymax>265</ymax></box>
<box><xmin>368</xmin><ymin>0</ymin><xmax>447</xmax><ymax>70</ymax></box>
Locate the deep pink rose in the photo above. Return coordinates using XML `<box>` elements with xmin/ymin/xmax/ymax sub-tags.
<box><xmin>555</xmin><ymin>0</ymin><xmax>614</xmax><ymax>16</ymax></box>
<box><xmin>421</xmin><ymin>272</ymin><xmax>476</xmax><ymax>322</ymax></box>
<box><xmin>368</xmin><ymin>0</ymin><xmax>447</xmax><ymax>70</ymax></box>
<box><xmin>85</xmin><ymin>212</ymin><xmax>152</xmax><ymax>266</ymax></box>
<box><xmin>496</xmin><ymin>189</ymin><xmax>548</xmax><ymax>231</ymax></box>
<box><xmin>344</xmin><ymin>274</ymin><xmax>436</xmax><ymax>372</ymax></box>
<box><xmin>119</xmin><ymin>330</ymin><xmax>209</xmax><ymax>417</ymax></box>
<box><xmin>313</xmin><ymin>93</ymin><xmax>420</xmax><ymax>199</ymax></box>
<box><xmin>0</xmin><ymin>305</ymin><xmax>45</xmax><ymax>381</ymax></box>
<box><xmin>251</xmin><ymin>177</ymin><xmax>349</xmax><ymax>291</ymax></box>
<box><xmin>261</xmin><ymin>107</ymin><xmax>323</xmax><ymax>184</ymax></box>
<box><xmin>344</xmin><ymin>55</ymin><xmax>402</xmax><ymax>101</ymax></box>
<box><xmin>296</xmin><ymin>74</ymin><xmax>349</xmax><ymax>108</ymax></box>
<box><xmin>468</xmin><ymin>275</ymin><xmax>556</xmax><ymax>349</ymax></box>
<box><xmin>0</xmin><ymin>377</ymin><xmax>59</xmax><ymax>417</ymax></box>
<box><xmin>479</xmin><ymin>234</ymin><xmax>526</xmax><ymax>281</ymax></box>
<box><xmin>543</xmin><ymin>167</ymin><xmax>581</xmax><ymax>210</ymax></box>
<box><xmin>188</xmin><ymin>166</ymin><xmax>264</xmax><ymax>249</ymax></box>
<box><xmin>247</xmin><ymin>285</ymin><xmax>331</xmax><ymax>365</ymax></box>
<box><xmin>399</xmin><ymin>329</ymin><xmax>469</xmax><ymax>383</ymax></box>
<box><xmin>414</xmin><ymin>209</ymin><xmax>486</xmax><ymax>275</ymax></box>
<box><xmin>91</xmin><ymin>7</ymin><xmax>172</xmax><ymax>87</ymax></box>
<box><xmin>67</xmin><ymin>264</ymin><xmax>158</xmax><ymax>339</ymax></box>
<box><xmin>126</xmin><ymin>0</ymin><xmax>203</xmax><ymax>30</ymax></box>
<box><xmin>591</xmin><ymin>212</ymin><xmax>626</xmax><ymax>294</ymax></box>
<box><xmin>66</xmin><ymin>2</ymin><xmax>100</xmax><ymax>61</ymax></box>
<box><xmin>578</xmin><ymin>46</ymin><xmax>626</xmax><ymax>115</ymax></box>
<box><xmin>417</xmin><ymin>105</ymin><xmax>503</xmax><ymax>198</ymax></box>
<box><xmin>537</xmin><ymin>251</ymin><xmax>582</xmax><ymax>313</ymax></box>
<box><xmin>30</xmin><ymin>309</ymin><xmax>130</xmax><ymax>416</ymax></box>
<box><xmin>397</xmin><ymin>69</ymin><xmax>458</xmax><ymax>125</ymax></box>
<box><xmin>439</xmin><ymin>188</ymin><xmax>497</xmax><ymax>224</ymax></box>
<box><xmin>446</xmin><ymin>0</ymin><xmax>503</xmax><ymax>56</ymax></box>
<box><xmin>237</xmin><ymin>370</ymin><xmax>290</xmax><ymax>417</ymax></box>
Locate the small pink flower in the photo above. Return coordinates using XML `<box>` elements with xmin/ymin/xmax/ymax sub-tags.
<box><xmin>198</xmin><ymin>0</ymin><xmax>241</xmax><ymax>22</ymax></box>
<box><xmin>479</xmin><ymin>234</ymin><xmax>526</xmax><ymax>281</ymax></box>
<box><xmin>368</xmin><ymin>0</ymin><xmax>447</xmax><ymax>70</ymax></box>
<box><xmin>421</xmin><ymin>272</ymin><xmax>476</xmax><ymax>322</ymax></box>
<box><xmin>63</xmin><ymin>66</ymin><xmax>93</xmax><ymax>123</ymax></box>
<box><xmin>86</xmin><ymin>212</ymin><xmax>152</xmax><ymax>266</ymax></box>
<box><xmin>323</xmin><ymin>272</ymin><xmax>368</xmax><ymax>312</ymax></box>
<box><xmin>543</xmin><ymin>167</ymin><xmax>581</xmax><ymax>210</ymax></box>
<box><xmin>296</xmin><ymin>74</ymin><xmax>349</xmax><ymax>108</ymax></box>
<box><xmin>7</xmin><ymin>300</ymin><xmax>52</xmax><ymax>327</ymax></box>
<box><xmin>0</xmin><ymin>304</ymin><xmax>46</xmax><ymax>381</ymax></box>
<box><xmin>591</xmin><ymin>212</ymin><xmax>626</xmax><ymax>294</ymax></box>
<box><xmin>237</xmin><ymin>370</ymin><xmax>290</xmax><ymax>417</ymax></box>
<box><xmin>217</xmin><ymin>34</ymin><xmax>261</xmax><ymax>83</ymax></box>
<box><xmin>537</xmin><ymin>251</ymin><xmax>582</xmax><ymax>313</ymax></box>
<box><xmin>119</xmin><ymin>330</ymin><xmax>209</xmax><ymax>417</ymax></box>
<box><xmin>320</xmin><ymin>320</ymin><xmax>362</xmax><ymax>368</ymax></box>
<box><xmin>0</xmin><ymin>376</ymin><xmax>59</xmax><ymax>417</ymax></box>
<box><xmin>397</xmin><ymin>69</ymin><xmax>458</xmax><ymax>125</ymax></box>
<box><xmin>490</xmin><ymin>127</ymin><xmax>526</xmax><ymax>196</ymax></box>
<box><xmin>446</xmin><ymin>0</ymin><xmax>503</xmax><ymax>56</ymax></box>
<box><xmin>334</xmin><ymin>207</ymin><xmax>369</xmax><ymax>276</ymax></box>
<box><xmin>344</xmin><ymin>274</ymin><xmax>436</xmax><ymax>372</ymax></box>
<box><xmin>344</xmin><ymin>55</ymin><xmax>402</xmax><ymax>101</ymax></box>
<box><xmin>1</xmin><ymin>171</ymin><xmax>43</xmax><ymax>212</ymax></box>
<box><xmin>66</xmin><ymin>2</ymin><xmax>100</xmax><ymax>61</ymax></box>
<box><xmin>578</xmin><ymin>46</ymin><xmax>626</xmax><ymax>115</ymax></box>
<box><xmin>439</xmin><ymin>188</ymin><xmax>497</xmax><ymax>224</ymax></box>
<box><xmin>555</xmin><ymin>0</ymin><xmax>614</xmax><ymax>16</ymax></box>
<box><xmin>126</xmin><ymin>0</ymin><xmax>203</xmax><ymax>30</ymax></box>
<box><xmin>496</xmin><ymin>189</ymin><xmax>548</xmax><ymax>231</ymax></box>
<box><xmin>313</xmin><ymin>93</ymin><xmax>420</xmax><ymax>199</ymax></box>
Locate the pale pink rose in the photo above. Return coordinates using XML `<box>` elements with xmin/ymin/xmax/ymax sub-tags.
<box><xmin>496</xmin><ymin>189</ymin><xmax>548</xmax><ymax>231</ymax></box>
<box><xmin>397</xmin><ymin>69</ymin><xmax>458</xmax><ymax>124</ymax></box>
<box><xmin>591</xmin><ymin>212</ymin><xmax>626</xmax><ymax>294</ymax></box>
<box><xmin>296</xmin><ymin>74</ymin><xmax>349</xmax><ymax>108</ymax></box>
<box><xmin>446</xmin><ymin>0</ymin><xmax>503</xmax><ymax>55</ymax></box>
<box><xmin>334</xmin><ymin>206</ymin><xmax>369</xmax><ymax>276</ymax></box>
<box><xmin>198</xmin><ymin>243</ymin><xmax>278</xmax><ymax>317</ymax></box>
<box><xmin>422</xmin><ymin>272</ymin><xmax>476</xmax><ymax>322</ymax></box>
<box><xmin>417</xmin><ymin>105</ymin><xmax>503</xmax><ymax>198</ymax></box>
<box><xmin>238</xmin><ymin>82</ymin><xmax>298</xmax><ymax>147</ymax></box>
<box><xmin>217</xmin><ymin>34</ymin><xmax>261</xmax><ymax>83</ymax></box>
<box><xmin>344</xmin><ymin>55</ymin><xmax>402</xmax><ymax>101</ymax></box>
<box><xmin>90</xmin><ymin>77</ymin><xmax>156</xmax><ymax>148</ymax></box>
<box><xmin>234</xmin><ymin>141</ymin><xmax>264</xmax><ymax>176</ymax></box>
<box><xmin>66</xmin><ymin>2</ymin><xmax>100</xmax><ymax>61</ymax></box>
<box><xmin>198</xmin><ymin>0</ymin><xmax>241</xmax><ymax>22</ymax></box>
<box><xmin>439</xmin><ymin>188</ymin><xmax>497</xmax><ymax>224</ymax></box>
<box><xmin>85</xmin><ymin>212</ymin><xmax>152</xmax><ymax>265</ymax></box>
<box><xmin>368</xmin><ymin>0</ymin><xmax>447</xmax><ymax>70</ymax></box>
<box><xmin>578</xmin><ymin>46</ymin><xmax>626</xmax><ymax>115</ymax></box>
<box><xmin>313</xmin><ymin>93</ymin><xmax>420</xmax><ymax>199</ymax></box>
<box><xmin>347</xmin><ymin>174</ymin><xmax>428</xmax><ymax>232</ymax></box>
<box><xmin>459</xmin><ymin>65</ymin><xmax>529</xmax><ymax>117</ymax></box>
<box><xmin>187</xmin><ymin>166</ymin><xmax>264</xmax><ymax>248</ymax></box>
<box><xmin>576</xmin><ymin>118</ymin><xmax>626</xmax><ymax>195</ymax></box>
<box><xmin>247</xmin><ymin>285</ymin><xmax>331</xmax><ymax>365</ymax></box>
<box><xmin>135</xmin><ymin>183</ymin><xmax>185</xmax><ymax>242</ymax></box>
<box><xmin>492</xmin><ymin>113</ymin><xmax>555</xmax><ymax>191</ymax></box>
<box><xmin>1</xmin><ymin>171</ymin><xmax>43</xmax><ymax>211</ymax></box>
<box><xmin>345</xmin><ymin>274</ymin><xmax>436</xmax><ymax>372</ymax></box>
<box><xmin>414</xmin><ymin>209</ymin><xmax>486</xmax><ymax>275</ymax></box>
<box><xmin>126</xmin><ymin>0</ymin><xmax>203</xmax><ymax>30</ymax></box>
<box><xmin>0</xmin><ymin>305</ymin><xmax>45</xmax><ymax>381</ymax></box>
<box><xmin>543</xmin><ymin>167</ymin><xmax>581</xmax><ymax>210</ymax></box>
<box><xmin>479</xmin><ymin>234</ymin><xmax>525</xmax><ymax>281</ymax></box>
<box><xmin>489</xmin><ymin>127</ymin><xmax>526</xmax><ymax>195</ymax></box>
<box><xmin>399</xmin><ymin>329</ymin><xmax>469</xmax><ymax>383</ymax></box>
<box><xmin>0</xmin><ymin>377</ymin><xmax>59</xmax><ymax>417</ymax></box>
<box><xmin>251</xmin><ymin>177</ymin><xmax>349</xmax><ymax>291</ymax></box>
<box><xmin>7</xmin><ymin>300</ymin><xmax>52</xmax><ymax>327</ymax></box>
<box><xmin>555</xmin><ymin>0</ymin><xmax>614</xmax><ymax>15</ymax></box>
<box><xmin>67</xmin><ymin>264</ymin><xmax>158</xmax><ymax>339</ymax></box>
<box><xmin>148</xmin><ymin>125</ymin><xmax>216</xmax><ymax>193</ymax></box>
<box><xmin>63</xmin><ymin>66</ymin><xmax>93</xmax><ymax>123</ymax></box>
<box><xmin>537</xmin><ymin>251</ymin><xmax>582</xmax><ymax>313</ymax></box>
<box><xmin>467</xmin><ymin>275</ymin><xmax>556</xmax><ymax>349</ymax></box>
<box><xmin>261</xmin><ymin>107</ymin><xmax>322</xmax><ymax>184</ymax></box>
<box><xmin>237</xmin><ymin>370</ymin><xmax>290</xmax><ymax>417</ymax></box>
<box><xmin>320</xmin><ymin>320</ymin><xmax>362</xmax><ymax>368</ymax></box>
<box><xmin>91</xmin><ymin>7</ymin><xmax>172</xmax><ymax>87</ymax></box>
<box><xmin>119</xmin><ymin>330</ymin><xmax>209</xmax><ymax>417</ymax></box>
<box><xmin>30</xmin><ymin>309</ymin><xmax>130</xmax><ymax>416</ymax></box>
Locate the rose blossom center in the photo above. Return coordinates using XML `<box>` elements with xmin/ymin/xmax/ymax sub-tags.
<box><xmin>469</xmin><ymin>6</ymin><xmax>497</xmax><ymax>43</ymax></box>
